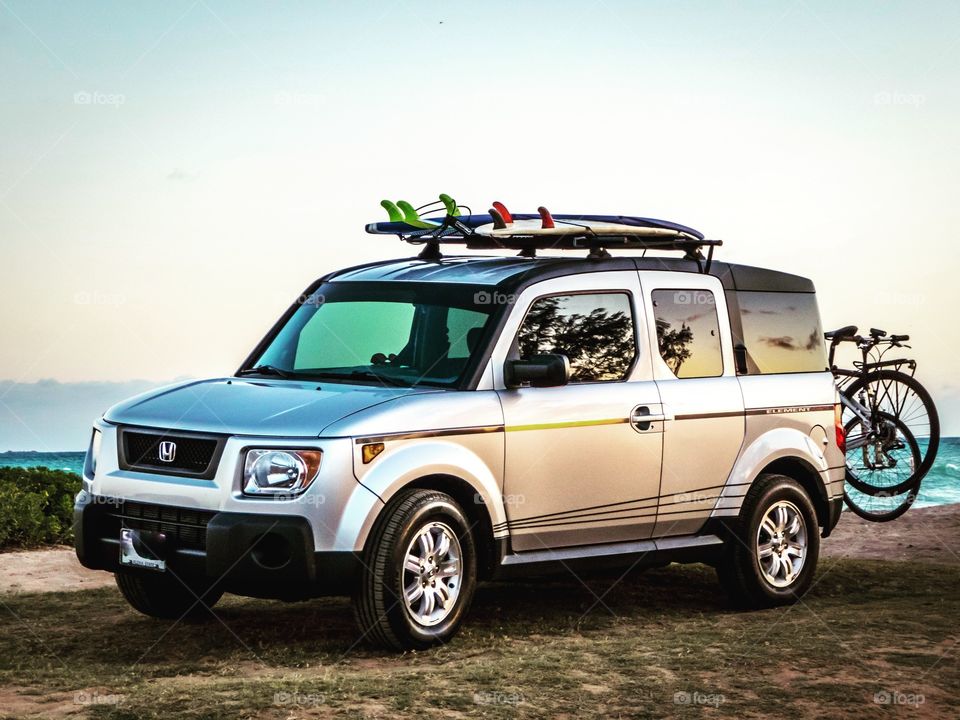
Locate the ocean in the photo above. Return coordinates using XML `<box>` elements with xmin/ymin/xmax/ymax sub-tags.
<box><xmin>2</xmin><ymin>439</ymin><xmax>958</xmax><ymax>508</ymax></box>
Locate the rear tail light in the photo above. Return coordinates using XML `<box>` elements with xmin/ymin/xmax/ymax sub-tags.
<box><xmin>834</xmin><ymin>403</ymin><xmax>846</xmax><ymax>454</ymax></box>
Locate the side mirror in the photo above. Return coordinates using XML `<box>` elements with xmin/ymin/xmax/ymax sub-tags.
<box><xmin>504</xmin><ymin>354</ymin><xmax>570</xmax><ymax>389</ymax></box>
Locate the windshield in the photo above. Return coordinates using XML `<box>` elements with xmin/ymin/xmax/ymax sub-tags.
<box><xmin>247</xmin><ymin>282</ymin><xmax>497</xmax><ymax>388</ymax></box>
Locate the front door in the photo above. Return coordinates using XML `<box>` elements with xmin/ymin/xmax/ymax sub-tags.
<box><xmin>496</xmin><ymin>276</ymin><xmax>664</xmax><ymax>552</ymax></box>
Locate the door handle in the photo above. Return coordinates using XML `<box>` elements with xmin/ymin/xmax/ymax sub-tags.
<box><xmin>630</xmin><ymin>406</ymin><xmax>671</xmax><ymax>431</ymax></box>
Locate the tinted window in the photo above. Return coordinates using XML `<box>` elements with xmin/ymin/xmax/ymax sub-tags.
<box><xmin>253</xmin><ymin>282</ymin><xmax>494</xmax><ymax>388</ymax></box>
<box><xmin>516</xmin><ymin>293</ymin><xmax>636</xmax><ymax>382</ymax></box>
<box><xmin>736</xmin><ymin>291</ymin><xmax>827</xmax><ymax>374</ymax></box>
<box><xmin>651</xmin><ymin>289</ymin><xmax>723</xmax><ymax>378</ymax></box>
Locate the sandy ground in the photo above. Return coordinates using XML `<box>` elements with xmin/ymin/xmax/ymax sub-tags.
<box><xmin>0</xmin><ymin>505</ymin><xmax>957</xmax><ymax>595</ymax></box>
<box><xmin>822</xmin><ymin>504</ymin><xmax>960</xmax><ymax>566</ymax></box>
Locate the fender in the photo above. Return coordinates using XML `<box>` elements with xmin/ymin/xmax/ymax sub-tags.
<box><xmin>336</xmin><ymin>437</ymin><xmax>507</xmax><ymax>553</ymax></box>
<box><xmin>711</xmin><ymin>426</ymin><xmax>830</xmax><ymax>518</ymax></box>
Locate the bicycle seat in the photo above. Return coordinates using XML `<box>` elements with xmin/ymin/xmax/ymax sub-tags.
<box><xmin>825</xmin><ymin>325</ymin><xmax>858</xmax><ymax>340</ymax></box>
<box><xmin>869</xmin><ymin>328</ymin><xmax>887</xmax><ymax>338</ymax></box>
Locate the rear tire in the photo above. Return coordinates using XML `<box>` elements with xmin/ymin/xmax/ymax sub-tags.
<box><xmin>115</xmin><ymin>571</ymin><xmax>223</xmax><ymax>620</ymax></box>
<box><xmin>716</xmin><ymin>474</ymin><xmax>820</xmax><ymax>608</ymax></box>
<box><xmin>353</xmin><ymin>488</ymin><xmax>477</xmax><ymax>651</ymax></box>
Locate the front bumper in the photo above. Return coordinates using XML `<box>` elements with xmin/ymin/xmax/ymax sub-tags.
<box><xmin>74</xmin><ymin>491</ymin><xmax>361</xmax><ymax>598</ymax></box>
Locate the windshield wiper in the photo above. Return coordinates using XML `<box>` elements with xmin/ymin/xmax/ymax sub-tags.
<box><xmin>236</xmin><ymin>364</ymin><xmax>296</xmax><ymax>379</ymax></box>
<box><xmin>310</xmin><ymin>370</ymin><xmax>413</xmax><ymax>388</ymax></box>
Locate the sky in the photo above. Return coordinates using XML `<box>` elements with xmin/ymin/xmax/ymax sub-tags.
<box><xmin>1</xmin><ymin>0</ymin><xmax>959</xmax><ymax>449</ymax></box>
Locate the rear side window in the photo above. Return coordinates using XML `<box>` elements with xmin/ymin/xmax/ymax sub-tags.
<box><xmin>651</xmin><ymin>289</ymin><xmax>723</xmax><ymax>378</ymax></box>
<box><xmin>516</xmin><ymin>292</ymin><xmax>636</xmax><ymax>382</ymax></box>
<box><xmin>736</xmin><ymin>291</ymin><xmax>827</xmax><ymax>374</ymax></box>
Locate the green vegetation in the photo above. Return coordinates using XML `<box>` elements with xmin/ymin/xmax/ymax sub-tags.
<box><xmin>0</xmin><ymin>466</ymin><xmax>81</xmax><ymax>550</ymax></box>
<box><xmin>0</xmin><ymin>559</ymin><xmax>957</xmax><ymax>718</ymax></box>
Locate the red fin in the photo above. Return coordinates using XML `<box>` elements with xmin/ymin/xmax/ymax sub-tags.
<box><xmin>492</xmin><ymin>201</ymin><xmax>513</xmax><ymax>224</ymax></box>
<box><xmin>538</xmin><ymin>206</ymin><xmax>555</xmax><ymax>229</ymax></box>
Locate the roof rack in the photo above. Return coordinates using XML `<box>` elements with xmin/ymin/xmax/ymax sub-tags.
<box><xmin>365</xmin><ymin>197</ymin><xmax>722</xmax><ymax>271</ymax></box>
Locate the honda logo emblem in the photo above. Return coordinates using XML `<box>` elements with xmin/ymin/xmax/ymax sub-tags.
<box><xmin>158</xmin><ymin>441</ymin><xmax>177</xmax><ymax>463</ymax></box>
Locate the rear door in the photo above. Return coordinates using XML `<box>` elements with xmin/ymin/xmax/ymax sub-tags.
<box><xmin>638</xmin><ymin>272</ymin><xmax>745</xmax><ymax>538</ymax></box>
<box><xmin>494</xmin><ymin>272</ymin><xmax>664</xmax><ymax>551</ymax></box>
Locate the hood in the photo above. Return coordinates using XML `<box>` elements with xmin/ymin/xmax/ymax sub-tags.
<box><xmin>103</xmin><ymin>377</ymin><xmax>440</xmax><ymax>437</ymax></box>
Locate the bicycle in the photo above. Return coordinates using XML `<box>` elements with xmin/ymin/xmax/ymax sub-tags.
<box><xmin>825</xmin><ymin>325</ymin><xmax>940</xmax><ymax>521</ymax></box>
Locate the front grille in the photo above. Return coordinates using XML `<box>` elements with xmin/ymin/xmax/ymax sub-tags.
<box><xmin>106</xmin><ymin>500</ymin><xmax>215</xmax><ymax>551</ymax></box>
<box><xmin>119</xmin><ymin>428</ymin><xmax>223</xmax><ymax>478</ymax></box>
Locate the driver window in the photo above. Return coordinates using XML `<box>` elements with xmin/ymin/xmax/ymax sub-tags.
<box><xmin>515</xmin><ymin>292</ymin><xmax>636</xmax><ymax>383</ymax></box>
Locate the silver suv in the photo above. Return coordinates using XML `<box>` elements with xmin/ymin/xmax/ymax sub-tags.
<box><xmin>75</xmin><ymin>251</ymin><xmax>845</xmax><ymax>650</ymax></box>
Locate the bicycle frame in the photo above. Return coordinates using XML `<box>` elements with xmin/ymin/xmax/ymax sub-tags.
<box><xmin>828</xmin><ymin>334</ymin><xmax>916</xmax><ymax>456</ymax></box>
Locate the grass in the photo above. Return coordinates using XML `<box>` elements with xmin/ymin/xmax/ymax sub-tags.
<box><xmin>0</xmin><ymin>558</ymin><xmax>957</xmax><ymax>718</ymax></box>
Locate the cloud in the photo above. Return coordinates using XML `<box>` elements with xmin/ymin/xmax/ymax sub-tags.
<box><xmin>758</xmin><ymin>335</ymin><xmax>798</xmax><ymax>350</ymax></box>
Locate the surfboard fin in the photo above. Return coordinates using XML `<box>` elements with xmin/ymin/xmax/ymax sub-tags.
<box><xmin>492</xmin><ymin>201</ymin><xmax>513</xmax><ymax>224</ymax></box>
<box><xmin>381</xmin><ymin>200</ymin><xmax>403</xmax><ymax>223</ymax></box>
<box><xmin>489</xmin><ymin>207</ymin><xmax>508</xmax><ymax>230</ymax></box>
<box><xmin>396</xmin><ymin>200</ymin><xmax>434</xmax><ymax>228</ymax></box>
<box><xmin>538</xmin><ymin>206</ymin><xmax>555</xmax><ymax>229</ymax></box>
<box><xmin>439</xmin><ymin>193</ymin><xmax>460</xmax><ymax>217</ymax></box>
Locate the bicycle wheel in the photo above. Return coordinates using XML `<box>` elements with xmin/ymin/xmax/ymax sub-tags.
<box><xmin>843</xmin><ymin>412</ymin><xmax>922</xmax><ymax>522</ymax></box>
<box><xmin>842</xmin><ymin>370</ymin><xmax>939</xmax><ymax>481</ymax></box>
<box><xmin>843</xmin><ymin>411</ymin><xmax>920</xmax><ymax>496</ymax></box>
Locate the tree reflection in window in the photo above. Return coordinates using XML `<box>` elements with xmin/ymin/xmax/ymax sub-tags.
<box><xmin>655</xmin><ymin>318</ymin><xmax>694</xmax><ymax>375</ymax></box>
<box><xmin>517</xmin><ymin>294</ymin><xmax>635</xmax><ymax>382</ymax></box>
<box><xmin>651</xmin><ymin>290</ymin><xmax>723</xmax><ymax>378</ymax></box>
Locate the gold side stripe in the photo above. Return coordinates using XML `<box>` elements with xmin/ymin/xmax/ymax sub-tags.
<box><xmin>354</xmin><ymin>404</ymin><xmax>833</xmax><ymax>444</ymax></box>
<box><xmin>504</xmin><ymin>418</ymin><xmax>629</xmax><ymax>433</ymax></box>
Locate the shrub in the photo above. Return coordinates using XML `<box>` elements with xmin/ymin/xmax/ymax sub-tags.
<box><xmin>0</xmin><ymin>466</ymin><xmax>82</xmax><ymax>550</ymax></box>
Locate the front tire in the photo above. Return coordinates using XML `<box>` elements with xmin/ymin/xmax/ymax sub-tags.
<box><xmin>716</xmin><ymin>474</ymin><xmax>820</xmax><ymax>608</ymax></box>
<box><xmin>115</xmin><ymin>571</ymin><xmax>223</xmax><ymax>619</ymax></box>
<box><xmin>353</xmin><ymin>489</ymin><xmax>477</xmax><ymax>651</ymax></box>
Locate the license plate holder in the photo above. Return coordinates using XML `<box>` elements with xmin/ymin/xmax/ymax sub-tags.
<box><xmin>119</xmin><ymin>528</ymin><xmax>167</xmax><ymax>572</ymax></box>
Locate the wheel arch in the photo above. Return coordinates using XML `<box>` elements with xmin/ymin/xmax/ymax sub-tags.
<box><xmin>756</xmin><ymin>457</ymin><xmax>830</xmax><ymax>532</ymax></box>
<box><xmin>712</xmin><ymin>427</ymin><xmax>833</xmax><ymax>533</ymax></box>
<box><xmin>349</xmin><ymin>440</ymin><xmax>506</xmax><ymax>579</ymax></box>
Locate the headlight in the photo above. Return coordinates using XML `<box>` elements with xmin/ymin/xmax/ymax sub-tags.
<box><xmin>242</xmin><ymin>449</ymin><xmax>322</xmax><ymax>496</ymax></box>
<box><xmin>85</xmin><ymin>429</ymin><xmax>102</xmax><ymax>478</ymax></box>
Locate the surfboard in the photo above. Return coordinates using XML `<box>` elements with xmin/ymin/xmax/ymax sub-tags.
<box><xmin>366</xmin><ymin>212</ymin><xmax>705</xmax><ymax>241</ymax></box>
<box><xmin>364</xmin><ymin>196</ymin><xmax>715</xmax><ymax>258</ymax></box>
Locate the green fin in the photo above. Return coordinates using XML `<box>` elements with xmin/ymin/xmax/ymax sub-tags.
<box><xmin>439</xmin><ymin>193</ymin><xmax>459</xmax><ymax>217</ymax></box>
<box><xmin>396</xmin><ymin>200</ymin><xmax>434</xmax><ymax>228</ymax></box>
<box><xmin>380</xmin><ymin>199</ymin><xmax>403</xmax><ymax>223</ymax></box>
